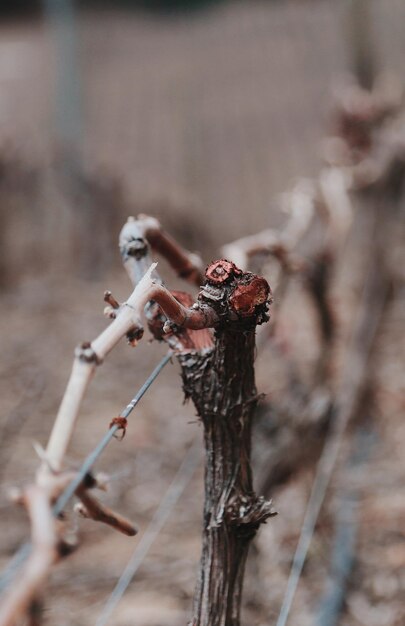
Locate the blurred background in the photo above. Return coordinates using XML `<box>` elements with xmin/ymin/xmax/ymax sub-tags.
<box><xmin>0</xmin><ymin>1</ymin><xmax>404</xmax><ymax>625</ymax></box>
<box><xmin>0</xmin><ymin>0</ymin><xmax>403</xmax><ymax>286</ymax></box>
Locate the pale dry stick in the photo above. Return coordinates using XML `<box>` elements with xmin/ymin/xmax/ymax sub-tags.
<box><xmin>279</xmin><ymin>181</ymin><xmax>319</xmax><ymax>251</ymax></box>
<box><xmin>0</xmin><ymin>487</ymin><xmax>61</xmax><ymax>626</ymax></box>
<box><xmin>119</xmin><ymin>214</ymin><xmax>204</xmax><ymax>288</ymax></box>
<box><xmin>1</xmin><ymin>262</ymin><xmax>219</xmax><ymax>623</ymax></box>
<box><xmin>119</xmin><ymin>215</ymin><xmax>214</xmax><ymax>355</ymax></box>
<box><xmin>222</xmin><ymin>168</ymin><xmax>353</xmax><ymax>287</ymax></box>
<box><xmin>221</xmin><ymin>179</ymin><xmax>316</xmax><ymax>273</ymax></box>
<box><xmin>40</xmin><ymin>262</ymin><xmax>218</xmax><ymax>477</ymax></box>
<box><xmin>42</xmin><ymin>263</ymin><xmax>160</xmax><ymax>471</ymax></box>
<box><xmin>255</xmin><ymin>85</ymin><xmax>404</xmax><ymax>550</ymax></box>
<box><xmin>223</xmin><ymin>160</ymin><xmax>354</xmax><ymax>381</ymax></box>
<box><xmin>221</xmin><ymin>180</ymin><xmax>317</xmax><ymax>366</ymax></box>
<box><xmin>318</xmin><ymin>167</ymin><xmax>353</xmax><ymax>254</ymax></box>
<box><xmin>0</xmin><ymin>473</ymin><xmax>134</xmax><ymax>624</ymax></box>
<box><xmin>1</xmin><ymin>218</ymin><xmax>218</xmax><ymax>625</ymax></box>
<box><xmin>52</xmin><ymin>353</ymin><xmax>172</xmax><ymax>517</ymax></box>
<box><xmin>221</xmin><ymin>174</ymin><xmax>346</xmax><ymax>342</ymax></box>
<box><xmin>221</xmin><ymin>228</ymin><xmax>280</xmax><ymax>274</ymax></box>
<box><xmin>0</xmin><ymin>354</ymin><xmax>171</xmax><ymax>597</ymax></box>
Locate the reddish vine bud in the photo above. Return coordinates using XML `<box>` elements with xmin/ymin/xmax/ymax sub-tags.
<box><xmin>205</xmin><ymin>260</ymin><xmax>241</xmax><ymax>285</ymax></box>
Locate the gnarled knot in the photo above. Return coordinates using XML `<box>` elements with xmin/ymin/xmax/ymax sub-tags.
<box><xmin>203</xmin><ymin>259</ymin><xmax>272</xmax><ymax>323</ymax></box>
<box><xmin>225</xmin><ymin>493</ymin><xmax>276</xmax><ymax>531</ymax></box>
<box><xmin>121</xmin><ymin>237</ymin><xmax>149</xmax><ymax>260</ymax></box>
<box><xmin>229</xmin><ymin>276</ymin><xmax>271</xmax><ymax>317</ymax></box>
<box><xmin>126</xmin><ymin>326</ymin><xmax>144</xmax><ymax>347</ymax></box>
<box><xmin>75</xmin><ymin>342</ymin><xmax>103</xmax><ymax>365</ymax></box>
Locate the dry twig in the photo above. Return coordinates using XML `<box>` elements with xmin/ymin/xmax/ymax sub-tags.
<box><xmin>0</xmin><ymin>217</ymin><xmax>221</xmax><ymax>625</ymax></box>
<box><xmin>75</xmin><ymin>488</ymin><xmax>137</xmax><ymax>537</ymax></box>
<box><xmin>0</xmin><ymin>487</ymin><xmax>66</xmax><ymax>626</ymax></box>
<box><xmin>121</xmin><ymin>217</ymin><xmax>275</xmax><ymax>625</ymax></box>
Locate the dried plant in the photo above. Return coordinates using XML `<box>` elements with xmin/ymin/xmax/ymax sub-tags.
<box><xmin>1</xmin><ymin>75</ymin><xmax>403</xmax><ymax>626</ymax></box>
<box><xmin>0</xmin><ymin>213</ymin><xmax>274</xmax><ymax>626</ymax></box>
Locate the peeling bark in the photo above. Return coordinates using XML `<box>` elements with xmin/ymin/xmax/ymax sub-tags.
<box><xmin>118</xmin><ymin>218</ymin><xmax>275</xmax><ymax>626</ymax></box>
<box><xmin>176</xmin><ymin>261</ymin><xmax>275</xmax><ymax>626</ymax></box>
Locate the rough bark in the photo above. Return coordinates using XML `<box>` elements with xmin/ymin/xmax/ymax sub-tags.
<box><xmin>175</xmin><ymin>261</ymin><xmax>275</xmax><ymax>626</ymax></box>
<box><xmin>118</xmin><ymin>221</ymin><xmax>275</xmax><ymax>625</ymax></box>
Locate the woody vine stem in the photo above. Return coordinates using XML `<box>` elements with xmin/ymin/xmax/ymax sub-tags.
<box><xmin>0</xmin><ymin>215</ymin><xmax>274</xmax><ymax>626</ymax></box>
<box><xmin>179</xmin><ymin>265</ymin><xmax>276</xmax><ymax>626</ymax></box>
<box><xmin>120</xmin><ymin>218</ymin><xmax>275</xmax><ymax>626</ymax></box>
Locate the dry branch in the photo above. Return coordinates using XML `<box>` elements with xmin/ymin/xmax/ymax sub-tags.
<box><xmin>0</xmin><ymin>487</ymin><xmax>64</xmax><ymax>626</ymax></box>
<box><xmin>220</xmin><ymin>165</ymin><xmax>350</xmax><ymax>389</ymax></box>
<box><xmin>119</xmin><ymin>218</ymin><xmax>275</xmax><ymax>625</ymax></box>
<box><xmin>0</xmin><ymin>223</ymin><xmax>224</xmax><ymax>624</ymax></box>
<box><xmin>179</xmin><ymin>262</ymin><xmax>275</xmax><ymax>626</ymax></box>
<box><xmin>119</xmin><ymin>214</ymin><xmax>204</xmax><ymax>287</ymax></box>
<box><xmin>3</xmin><ymin>78</ymin><xmax>402</xmax><ymax>624</ymax></box>
<box><xmin>224</xmin><ymin>75</ymin><xmax>404</xmax><ymax>501</ymax></box>
<box><xmin>75</xmin><ymin>488</ymin><xmax>137</xmax><ymax>536</ymax></box>
<box><xmin>0</xmin><ymin>210</ymin><xmax>239</xmax><ymax>626</ymax></box>
<box><xmin>40</xmin><ymin>262</ymin><xmax>218</xmax><ymax>477</ymax></box>
<box><xmin>221</xmin><ymin>179</ymin><xmax>316</xmax><ymax>275</ymax></box>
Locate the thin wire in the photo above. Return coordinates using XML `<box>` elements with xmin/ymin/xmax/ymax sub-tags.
<box><xmin>54</xmin><ymin>352</ymin><xmax>172</xmax><ymax>516</ymax></box>
<box><xmin>0</xmin><ymin>544</ymin><xmax>31</xmax><ymax>593</ymax></box>
<box><xmin>275</xmin><ymin>259</ymin><xmax>388</xmax><ymax>626</ymax></box>
<box><xmin>315</xmin><ymin>425</ymin><xmax>376</xmax><ymax>626</ymax></box>
<box><xmin>275</xmin><ymin>419</ymin><xmax>348</xmax><ymax>626</ymax></box>
<box><xmin>0</xmin><ymin>353</ymin><xmax>172</xmax><ymax>593</ymax></box>
<box><xmin>95</xmin><ymin>437</ymin><xmax>201</xmax><ymax>626</ymax></box>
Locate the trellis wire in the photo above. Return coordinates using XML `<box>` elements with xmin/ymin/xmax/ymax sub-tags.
<box><xmin>316</xmin><ymin>425</ymin><xmax>376</xmax><ymax>626</ymax></box>
<box><xmin>275</xmin><ymin>416</ymin><xmax>350</xmax><ymax>626</ymax></box>
<box><xmin>275</xmin><ymin>261</ymin><xmax>387</xmax><ymax>626</ymax></box>
<box><xmin>53</xmin><ymin>351</ymin><xmax>172</xmax><ymax>516</ymax></box>
<box><xmin>95</xmin><ymin>436</ymin><xmax>201</xmax><ymax>626</ymax></box>
<box><xmin>0</xmin><ymin>352</ymin><xmax>172</xmax><ymax>593</ymax></box>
